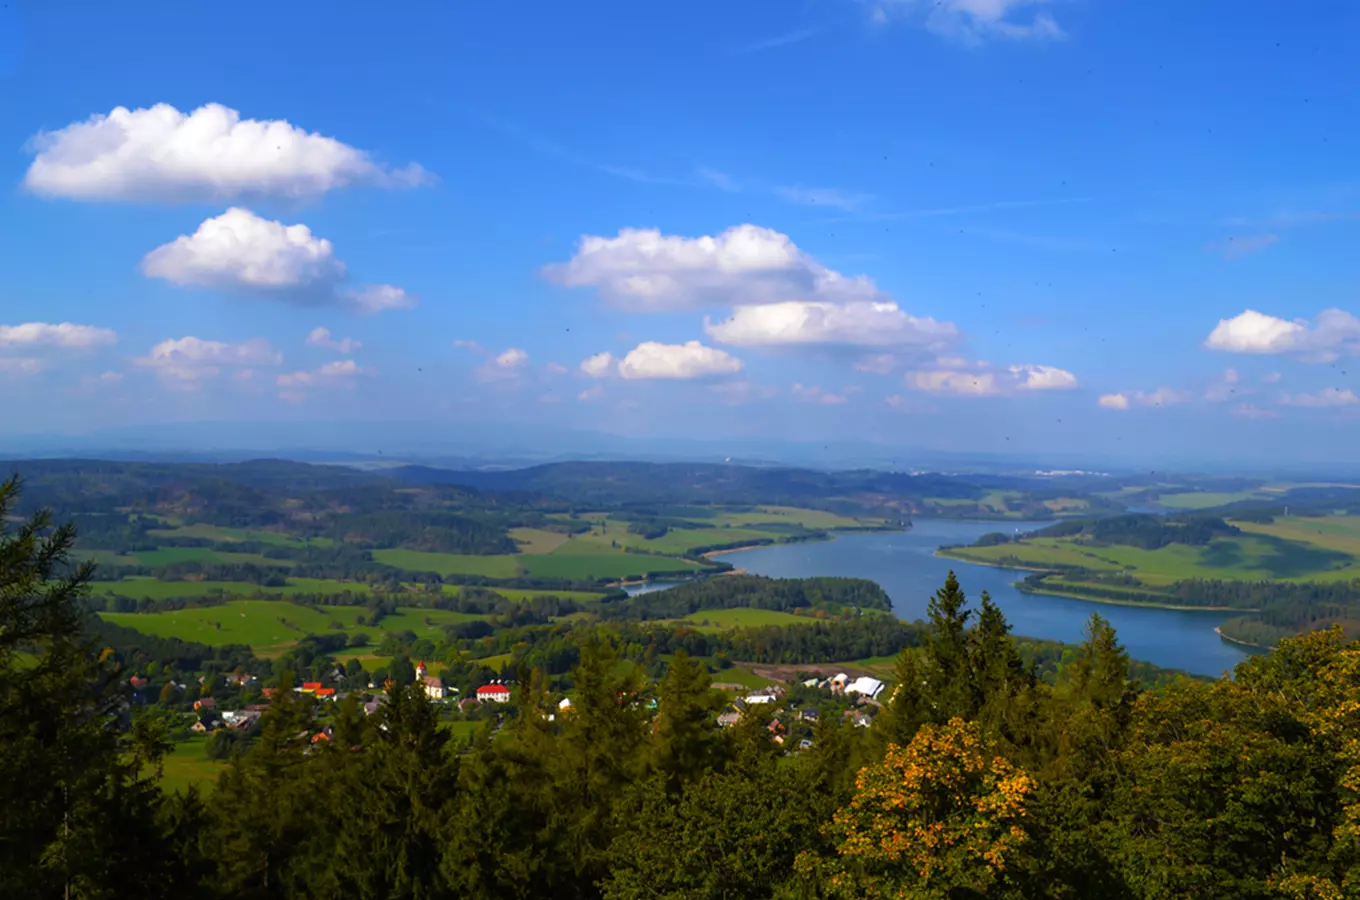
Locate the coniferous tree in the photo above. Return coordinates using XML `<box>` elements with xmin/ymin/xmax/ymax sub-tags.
<box><xmin>0</xmin><ymin>475</ymin><xmax>188</xmax><ymax>900</ymax></box>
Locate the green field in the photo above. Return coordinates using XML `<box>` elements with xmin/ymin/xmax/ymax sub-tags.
<box><xmin>945</xmin><ymin>524</ymin><xmax>1360</xmax><ymax>586</ymax></box>
<box><xmin>100</xmin><ymin>600</ymin><xmax>489</xmax><ymax>652</ymax></box>
<box><xmin>1235</xmin><ymin>516</ymin><xmax>1360</xmax><ymax>556</ymax></box>
<box><xmin>709</xmin><ymin>666</ymin><xmax>777</xmax><ymax>689</ymax></box>
<box><xmin>509</xmin><ymin>527</ymin><xmax>570</xmax><ymax>554</ymax></box>
<box><xmin>371</xmin><ymin>549</ymin><xmax>522</xmax><ymax>578</ymax></box>
<box><xmin>148</xmin><ymin>524</ymin><xmax>333</xmax><ymax>547</ymax></box>
<box><xmin>90</xmin><ymin>576</ymin><xmax>374</xmax><ymax>600</ymax></box>
<box><xmin>1154</xmin><ymin>491</ymin><xmax>1261</xmax><ymax>510</ymax></box>
<box><xmin>158</xmin><ymin>734</ymin><xmax>227</xmax><ymax>793</ymax></box>
<box><xmin>669</xmin><ymin>608</ymin><xmax>817</xmax><ymax>632</ymax></box>
<box><xmin>130</xmin><ymin>547</ymin><xmax>295</xmax><ymax>567</ymax></box>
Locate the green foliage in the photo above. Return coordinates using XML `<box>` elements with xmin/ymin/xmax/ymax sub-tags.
<box><xmin>13</xmin><ymin>470</ymin><xmax>1360</xmax><ymax>899</ymax></box>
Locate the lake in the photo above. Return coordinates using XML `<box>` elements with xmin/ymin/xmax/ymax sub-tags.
<box><xmin>708</xmin><ymin>519</ymin><xmax>1254</xmax><ymax>677</ymax></box>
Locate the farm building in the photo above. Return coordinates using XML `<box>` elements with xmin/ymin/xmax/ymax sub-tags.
<box><xmin>416</xmin><ymin>661</ymin><xmax>446</xmax><ymax>700</ymax></box>
<box><xmin>476</xmin><ymin>683</ymin><xmax>512</xmax><ymax>703</ymax></box>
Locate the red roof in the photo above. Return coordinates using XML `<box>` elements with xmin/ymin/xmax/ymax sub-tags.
<box><xmin>302</xmin><ymin>682</ymin><xmax>323</xmax><ymax>691</ymax></box>
<box><xmin>477</xmin><ymin>684</ymin><xmax>511</xmax><ymax>696</ymax></box>
<box><xmin>315</xmin><ymin>688</ymin><xmax>336</xmax><ymax>697</ymax></box>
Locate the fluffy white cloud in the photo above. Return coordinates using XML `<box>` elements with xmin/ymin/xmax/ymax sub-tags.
<box><xmin>792</xmin><ymin>383</ymin><xmax>850</xmax><ymax>405</ymax></box>
<box><xmin>905</xmin><ymin>361</ymin><xmax>1078</xmax><ymax>397</ymax></box>
<box><xmin>1281</xmin><ymin>388</ymin><xmax>1360</xmax><ymax>408</ymax></box>
<box><xmin>496</xmin><ymin>348</ymin><xmax>528</xmax><ymax>368</ymax></box>
<box><xmin>24</xmin><ymin>102</ymin><xmax>429</xmax><ymax>202</ymax></box>
<box><xmin>305</xmin><ymin>327</ymin><xmax>360</xmax><ymax>353</ymax></box>
<box><xmin>542</xmin><ymin>224</ymin><xmax>877</xmax><ymax>312</ymax></box>
<box><xmin>1008</xmin><ymin>364</ymin><xmax>1078</xmax><ymax>391</ymax></box>
<box><xmin>143</xmin><ymin>207</ymin><xmax>343</xmax><ymax>291</ymax></box>
<box><xmin>135</xmin><ymin>335</ymin><xmax>281</xmax><ymax>387</ymax></box>
<box><xmin>617</xmin><ymin>341</ymin><xmax>743</xmax><ymax>380</ymax></box>
<box><xmin>705</xmin><ymin>300</ymin><xmax>958</xmax><ymax>349</ymax></box>
<box><xmin>580</xmin><ymin>351</ymin><xmax>616</xmax><ymax>378</ymax></box>
<box><xmin>1204</xmin><ymin>308</ymin><xmax>1360</xmax><ymax>362</ymax></box>
<box><xmin>475</xmin><ymin>347</ymin><xmax>530</xmax><ymax>383</ymax></box>
<box><xmin>276</xmin><ymin>359</ymin><xmax>374</xmax><ymax>401</ymax></box>
<box><xmin>345</xmin><ymin>284</ymin><xmax>415</xmax><ymax>314</ymax></box>
<box><xmin>142</xmin><ymin>208</ymin><xmax>414</xmax><ymax>313</ymax></box>
<box><xmin>1097</xmin><ymin>387</ymin><xmax>1192</xmax><ymax>410</ymax></box>
<box><xmin>906</xmin><ymin>369</ymin><xmax>1001</xmax><ymax>396</ymax></box>
<box><xmin>871</xmin><ymin>0</ymin><xmax>1066</xmax><ymax>43</ymax></box>
<box><xmin>0</xmin><ymin>321</ymin><xmax>117</xmax><ymax>349</ymax></box>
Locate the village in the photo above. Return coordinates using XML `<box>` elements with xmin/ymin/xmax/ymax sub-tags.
<box><xmin>137</xmin><ymin>660</ymin><xmax>887</xmax><ymax>754</ymax></box>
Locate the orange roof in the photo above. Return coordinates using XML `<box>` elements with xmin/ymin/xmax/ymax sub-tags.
<box><xmin>301</xmin><ymin>682</ymin><xmax>323</xmax><ymax>691</ymax></box>
<box><xmin>316</xmin><ymin>688</ymin><xmax>336</xmax><ymax>697</ymax></box>
<box><xmin>311</xmin><ymin>732</ymin><xmax>330</xmax><ymax>743</ymax></box>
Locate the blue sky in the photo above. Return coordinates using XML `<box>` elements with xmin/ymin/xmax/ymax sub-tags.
<box><xmin>3</xmin><ymin>0</ymin><xmax>1360</xmax><ymax>463</ymax></box>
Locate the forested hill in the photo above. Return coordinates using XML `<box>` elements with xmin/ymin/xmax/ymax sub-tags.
<box><xmin>1</xmin><ymin>457</ymin><xmax>1125</xmax><ymax>522</ymax></box>
<box><xmin>385</xmin><ymin>460</ymin><xmax>1119</xmax><ymax>517</ymax></box>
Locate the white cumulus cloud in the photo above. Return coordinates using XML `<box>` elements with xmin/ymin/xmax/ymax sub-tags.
<box><xmin>905</xmin><ymin>361</ymin><xmax>1078</xmax><ymax>396</ymax></box>
<box><xmin>542</xmin><ymin>224</ymin><xmax>878</xmax><ymax>312</ymax></box>
<box><xmin>871</xmin><ymin>0</ymin><xmax>1066</xmax><ymax>43</ymax></box>
<box><xmin>0</xmin><ymin>321</ymin><xmax>117</xmax><ymax>349</ymax></box>
<box><xmin>617</xmin><ymin>341</ymin><xmax>743</xmax><ymax>380</ymax></box>
<box><xmin>792</xmin><ymin>383</ymin><xmax>850</xmax><ymax>405</ymax></box>
<box><xmin>276</xmin><ymin>359</ymin><xmax>374</xmax><ymax>401</ymax></box>
<box><xmin>1008</xmin><ymin>364</ymin><xmax>1079</xmax><ymax>391</ymax></box>
<box><xmin>705</xmin><ymin>300</ymin><xmax>958</xmax><ymax>349</ymax></box>
<box><xmin>142</xmin><ymin>208</ymin><xmax>414</xmax><ymax>313</ymax></box>
<box><xmin>135</xmin><ymin>335</ymin><xmax>281</xmax><ymax>388</ymax></box>
<box><xmin>305</xmin><ymin>327</ymin><xmax>360</xmax><ymax>353</ymax></box>
<box><xmin>580</xmin><ymin>351</ymin><xmax>617</xmax><ymax>378</ymax></box>
<box><xmin>1097</xmin><ymin>387</ymin><xmax>1192</xmax><ymax>410</ymax></box>
<box><xmin>345</xmin><ymin>284</ymin><xmax>415</xmax><ymax>314</ymax></box>
<box><xmin>475</xmin><ymin>347</ymin><xmax>531</xmax><ymax>384</ymax></box>
<box><xmin>24</xmin><ymin>102</ymin><xmax>430</xmax><ymax>202</ymax></box>
<box><xmin>1281</xmin><ymin>387</ymin><xmax>1360</xmax><ymax>408</ymax></box>
<box><xmin>1204</xmin><ymin>308</ymin><xmax>1360</xmax><ymax>363</ymax></box>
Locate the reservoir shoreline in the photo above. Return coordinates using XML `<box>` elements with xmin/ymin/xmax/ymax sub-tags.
<box><xmin>710</xmin><ymin>519</ymin><xmax>1251</xmax><ymax>677</ymax></box>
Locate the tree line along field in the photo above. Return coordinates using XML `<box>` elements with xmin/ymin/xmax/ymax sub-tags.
<box><xmin>82</xmin><ymin>503</ymin><xmax>876</xmax><ymax>592</ymax></box>
<box><xmin>99</xmin><ymin>600</ymin><xmax>492</xmax><ymax>654</ymax></box>
<box><xmin>943</xmin><ymin>525</ymin><xmax>1360</xmax><ymax>585</ymax></box>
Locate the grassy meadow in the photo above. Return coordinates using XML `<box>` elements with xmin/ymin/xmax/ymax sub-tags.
<box><xmin>100</xmin><ymin>600</ymin><xmax>490</xmax><ymax>654</ymax></box>
<box><xmin>941</xmin><ymin>513</ymin><xmax>1360</xmax><ymax>611</ymax></box>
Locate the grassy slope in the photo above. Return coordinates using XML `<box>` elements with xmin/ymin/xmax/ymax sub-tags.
<box><xmin>100</xmin><ymin>600</ymin><xmax>489</xmax><ymax>652</ymax></box>
<box><xmin>158</xmin><ymin>733</ymin><xmax>227</xmax><ymax>794</ymax></box>
<box><xmin>665</xmin><ymin>608</ymin><xmax>819</xmax><ymax>632</ymax></box>
<box><xmin>944</xmin><ymin>517</ymin><xmax>1360</xmax><ymax>610</ymax></box>
<box><xmin>1154</xmin><ymin>491</ymin><xmax>1262</xmax><ymax>509</ymax></box>
<box><xmin>371</xmin><ymin>548</ymin><xmax>522</xmax><ymax>578</ymax></box>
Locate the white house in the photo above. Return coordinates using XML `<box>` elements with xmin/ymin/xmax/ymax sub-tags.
<box><xmin>745</xmin><ymin>692</ymin><xmax>778</xmax><ymax>705</ymax></box>
<box><xmin>476</xmin><ymin>683</ymin><xmax>512</xmax><ymax>703</ymax></box>
<box><xmin>845</xmin><ymin>676</ymin><xmax>885</xmax><ymax>700</ymax></box>
<box><xmin>415</xmin><ymin>661</ymin><xmax>445</xmax><ymax>700</ymax></box>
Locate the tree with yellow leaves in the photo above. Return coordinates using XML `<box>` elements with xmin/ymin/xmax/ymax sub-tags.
<box><xmin>800</xmin><ymin>717</ymin><xmax>1036</xmax><ymax>900</ymax></box>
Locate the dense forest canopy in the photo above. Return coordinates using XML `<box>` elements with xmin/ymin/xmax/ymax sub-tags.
<box><xmin>6</xmin><ymin>474</ymin><xmax>1360</xmax><ymax>898</ymax></box>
